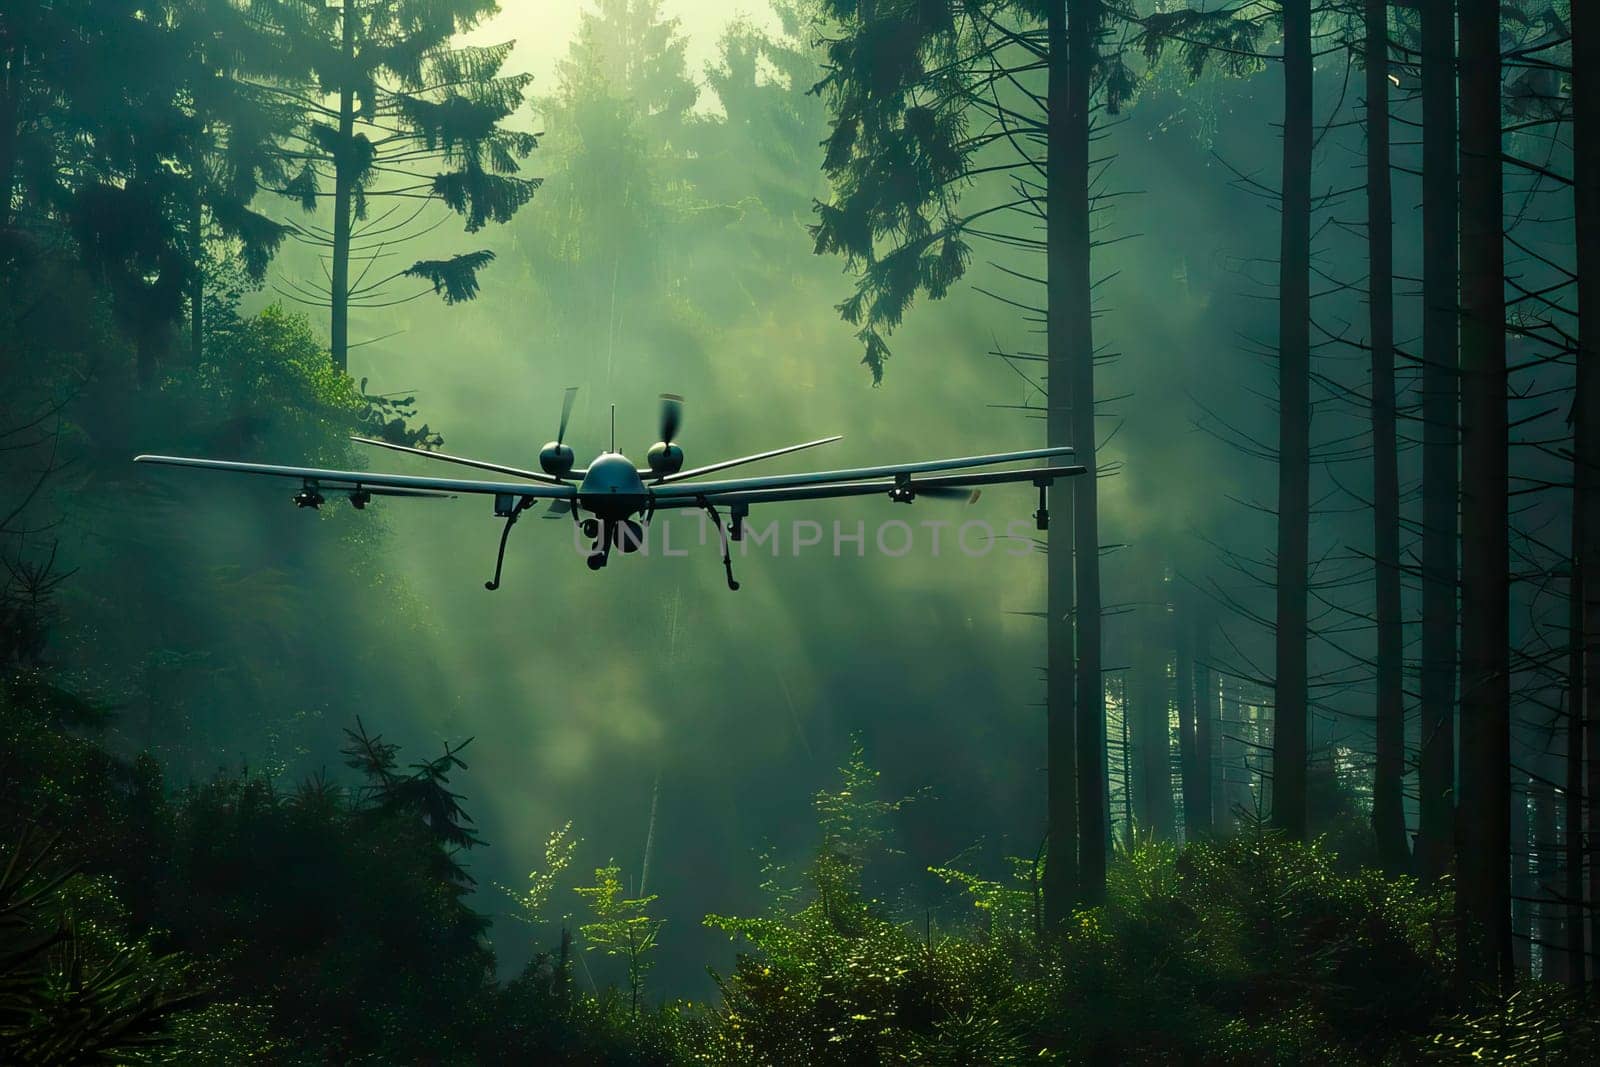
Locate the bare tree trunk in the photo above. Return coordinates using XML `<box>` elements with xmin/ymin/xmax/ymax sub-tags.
<box><xmin>1416</xmin><ymin>0</ymin><xmax>1460</xmax><ymax>884</ymax></box>
<box><xmin>1568</xmin><ymin>504</ymin><xmax>1586</xmax><ymax>988</ymax></box>
<box><xmin>1042</xmin><ymin>1</ymin><xmax>1079</xmax><ymax>922</ymax></box>
<box><xmin>0</xmin><ymin>41</ymin><xmax>20</xmax><ymax>230</ymax></box>
<box><xmin>1067</xmin><ymin>0</ymin><xmax>1107</xmax><ymax>906</ymax></box>
<box><xmin>1571</xmin><ymin>0</ymin><xmax>1600</xmax><ymax>989</ymax></box>
<box><xmin>1135</xmin><ymin>567</ymin><xmax>1175</xmax><ymax>838</ymax></box>
<box><xmin>1194</xmin><ymin>608</ymin><xmax>1215</xmax><ymax>835</ymax></box>
<box><xmin>1511</xmin><ymin>771</ymin><xmax>1530</xmax><ymax>976</ymax></box>
<box><xmin>1531</xmin><ymin>766</ymin><xmax>1564</xmax><ymax>982</ymax></box>
<box><xmin>1272</xmin><ymin>0</ymin><xmax>1313</xmax><ymax>841</ymax></box>
<box><xmin>329</xmin><ymin>0</ymin><xmax>356</xmax><ymax>373</ymax></box>
<box><xmin>1367</xmin><ymin>0</ymin><xmax>1408</xmax><ymax>874</ymax></box>
<box><xmin>1222</xmin><ymin>681</ymin><xmax>1248</xmax><ymax>831</ymax></box>
<box><xmin>1113</xmin><ymin>673</ymin><xmax>1132</xmax><ymax>845</ymax></box>
<box><xmin>1455</xmin><ymin>0</ymin><xmax>1510</xmax><ymax>991</ymax></box>
<box><xmin>1176</xmin><ymin>590</ymin><xmax>1202</xmax><ymax>840</ymax></box>
<box><xmin>190</xmin><ymin>139</ymin><xmax>205</xmax><ymax>365</ymax></box>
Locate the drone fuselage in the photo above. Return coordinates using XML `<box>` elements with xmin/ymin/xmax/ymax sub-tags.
<box><xmin>577</xmin><ymin>452</ymin><xmax>650</xmax><ymax>520</ymax></box>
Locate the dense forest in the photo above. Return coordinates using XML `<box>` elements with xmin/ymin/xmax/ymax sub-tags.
<box><xmin>2</xmin><ymin>0</ymin><xmax>1597</xmax><ymax>1062</ymax></box>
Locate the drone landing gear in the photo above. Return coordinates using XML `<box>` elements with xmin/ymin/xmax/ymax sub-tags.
<box><xmin>698</xmin><ymin>500</ymin><xmax>740</xmax><ymax>591</ymax></box>
<box><xmin>485</xmin><ymin>497</ymin><xmax>533</xmax><ymax>591</ymax></box>
<box><xmin>586</xmin><ymin>519</ymin><xmax>612</xmax><ymax>572</ymax></box>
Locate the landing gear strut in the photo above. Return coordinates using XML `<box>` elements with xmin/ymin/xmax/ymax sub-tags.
<box><xmin>485</xmin><ymin>496</ymin><xmax>532</xmax><ymax>590</ymax></box>
<box><xmin>586</xmin><ymin>520</ymin><xmax>612</xmax><ymax>572</ymax></box>
<box><xmin>698</xmin><ymin>499</ymin><xmax>740</xmax><ymax>591</ymax></box>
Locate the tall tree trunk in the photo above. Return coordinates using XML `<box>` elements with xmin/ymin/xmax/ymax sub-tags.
<box><xmin>189</xmin><ymin>139</ymin><xmax>205</xmax><ymax>365</ymax></box>
<box><xmin>0</xmin><ymin>42</ymin><xmax>20</xmax><ymax>230</ymax></box>
<box><xmin>1510</xmin><ymin>771</ymin><xmax>1530</xmax><ymax>975</ymax></box>
<box><xmin>1571</xmin><ymin>0</ymin><xmax>1600</xmax><ymax>989</ymax></box>
<box><xmin>1531</xmin><ymin>767</ymin><xmax>1564</xmax><ymax>982</ymax></box>
<box><xmin>1416</xmin><ymin>0</ymin><xmax>1460</xmax><ymax>884</ymax></box>
<box><xmin>1221</xmin><ymin>676</ymin><xmax>1246</xmax><ymax>831</ymax></box>
<box><xmin>1120</xmin><ymin>673</ymin><xmax>1134</xmax><ymax>844</ymax></box>
<box><xmin>1272</xmin><ymin>0</ymin><xmax>1313</xmax><ymax>841</ymax></box>
<box><xmin>1067</xmin><ymin>0</ymin><xmax>1107</xmax><ymax>907</ymax></box>
<box><xmin>1366</xmin><ymin>0</ymin><xmax>1408</xmax><ymax>874</ymax></box>
<box><xmin>1175</xmin><ymin>590</ymin><xmax>1202</xmax><ymax>839</ymax></box>
<box><xmin>1042</xmin><ymin>1</ymin><xmax>1079</xmax><ymax>923</ymax></box>
<box><xmin>1568</xmin><ymin>502</ymin><xmax>1586</xmax><ymax>988</ymax></box>
<box><xmin>1194</xmin><ymin>612</ymin><xmax>1215</xmax><ymax>834</ymax></box>
<box><xmin>1455</xmin><ymin>0</ymin><xmax>1510</xmax><ymax>991</ymax></box>
<box><xmin>1135</xmin><ymin>569</ymin><xmax>1175</xmax><ymax>837</ymax></box>
<box><xmin>329</xmin><ymin>0</ymin><xmax>356</xmax><ymax>373</ymax></box>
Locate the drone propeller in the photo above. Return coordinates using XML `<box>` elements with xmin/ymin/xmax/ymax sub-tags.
<box><xmin>539</xmin><ymin>386</ymin><xmax>581</xmax><ymax>477</ymax></box>
<box><xmin>647</xmin><ymin>393</ymin><xmax>686</xmax><ymax>476</ymax></box>
<box><xmin>558</xmin><ymin>385</ymin><xmax>578</xmax><ymax>446</ymax></box>
<box><xmin>659</xmin><ymin>393</ymin><xmax>683</xmax><ymax>445</ymax></box>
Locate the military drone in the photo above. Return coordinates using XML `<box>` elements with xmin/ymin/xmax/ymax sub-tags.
<box><xmin>135</xmin><ymin>389</ymin><xmax>1085</xmax><ymax>591</ymax></box>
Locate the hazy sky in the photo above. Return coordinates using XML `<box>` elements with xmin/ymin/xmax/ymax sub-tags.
<box><xmin>472</xmin><ymin>0</ymin><xmax>781</xmax><ymax>97</ymax></box>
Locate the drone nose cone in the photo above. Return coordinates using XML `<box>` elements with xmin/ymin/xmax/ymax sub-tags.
<box><xmin>577</xmin><ymin>453</ymin><xmax>647</xmax><ymax>519</ymax></box>
<box><xmin>587</xmin><ymin>452</ymin><xmax>636</xmax><ymax>478</ymax></box>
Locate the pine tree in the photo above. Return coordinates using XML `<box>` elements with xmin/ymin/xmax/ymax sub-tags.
<box><xmin>1365</xmin><ymin>0</ymin><xmax>1409</xmax><ymax>874</ymax></box>
<box><xmin>2</xmin><ymin>1</ymin><xmax>253</xmax><ymax>381</ymax></box>
<box><xmin>1270</xmin><ymin>0</ymin><xmax>1314</xmax><ymax>842</ymax></box>
<box><xmin>525</xmin><ymin>0</ymin><xmax>698</xmax><ymax>342</ymax></box>
<box><xmin>1138</xmin><ymin>0</ymin><xmax>1317</xmax><ymax>842</ymax></box>
<box><xmin>1415</xmin><ymin>0</ymin><xmax>1461</xmax><ymax>885</ymax></box>
<box><xmin>259</xmin><ymin>0</ymin><xmax>539</xmax><ymax>370</ymax></box>
<box><xmin>811</xmin><ymin>0</ymin><xmax>1123</xmax><ymax>916</ymax></box>
<box><xmin>172</xmin><ymin>0</ymin><xmax>298</xmax><ymax>365</ymax></box>
<box><xmin>1455</xmin><ymin>0</ymin><xmax>1511</xmax><ymax>991</ymax></box>
<box><xmin>1567</xmin><ymin>0</ymin><xmax>1600</xmax><ymax>992</ymax></box>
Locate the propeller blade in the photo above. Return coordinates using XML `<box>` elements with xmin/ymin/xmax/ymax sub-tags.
<box><xmin>544</xmin><ymin>498</ymin><xmax>573</xmax><ymax>518</ymax></box>
<box><xmin>557</xmin><ymin>386</ymin><xmax>579</xmax><ymax>445</ymax></box>
<box><xmin>659</xmin><ymin>393</ymin><xmax>683</xmax><ymax>445</ymax></box>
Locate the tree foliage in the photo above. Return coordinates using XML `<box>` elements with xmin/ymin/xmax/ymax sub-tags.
<box><xmin>575</xmin><ymin>862</ymin><xmax>666</xmax><ymax>1017</ymax></box>
<box><xmin>254</xmin><ymin>0</ymin><xmax>539</xmax><ymax>361</ymax></box>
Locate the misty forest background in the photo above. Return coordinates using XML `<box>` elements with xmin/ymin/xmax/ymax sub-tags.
<box><xmin>2</xmin><ymin>0</ymin><xmax>1598</xmax><ymax>1062</ymax></box>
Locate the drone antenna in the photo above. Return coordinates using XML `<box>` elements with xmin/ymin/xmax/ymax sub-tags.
<box><xmin>610</xmin><ymin>404</ymin><xmax>616</xmax><ymax>452</ymax></box>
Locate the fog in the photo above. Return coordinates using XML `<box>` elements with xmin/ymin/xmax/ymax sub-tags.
<box><xmin>55</xmin><ymin>0</ymin><xmax>1574</xmax><ymax>999</ymax></box>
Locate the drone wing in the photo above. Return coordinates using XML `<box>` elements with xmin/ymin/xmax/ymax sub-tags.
<box><xmin>133</xmin><ymin>455</ymin><xmax>578</xmax><ymax>502</ymax></box>
<box><xmin>650</xmin><ymin>463</ymin><xmax>1086</xmax><ymax>508</ymax></box>
<box><xmin>648</xmin><ymin>446</ymin><xmax>1076</xmax><ymax>502</ymax></box>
